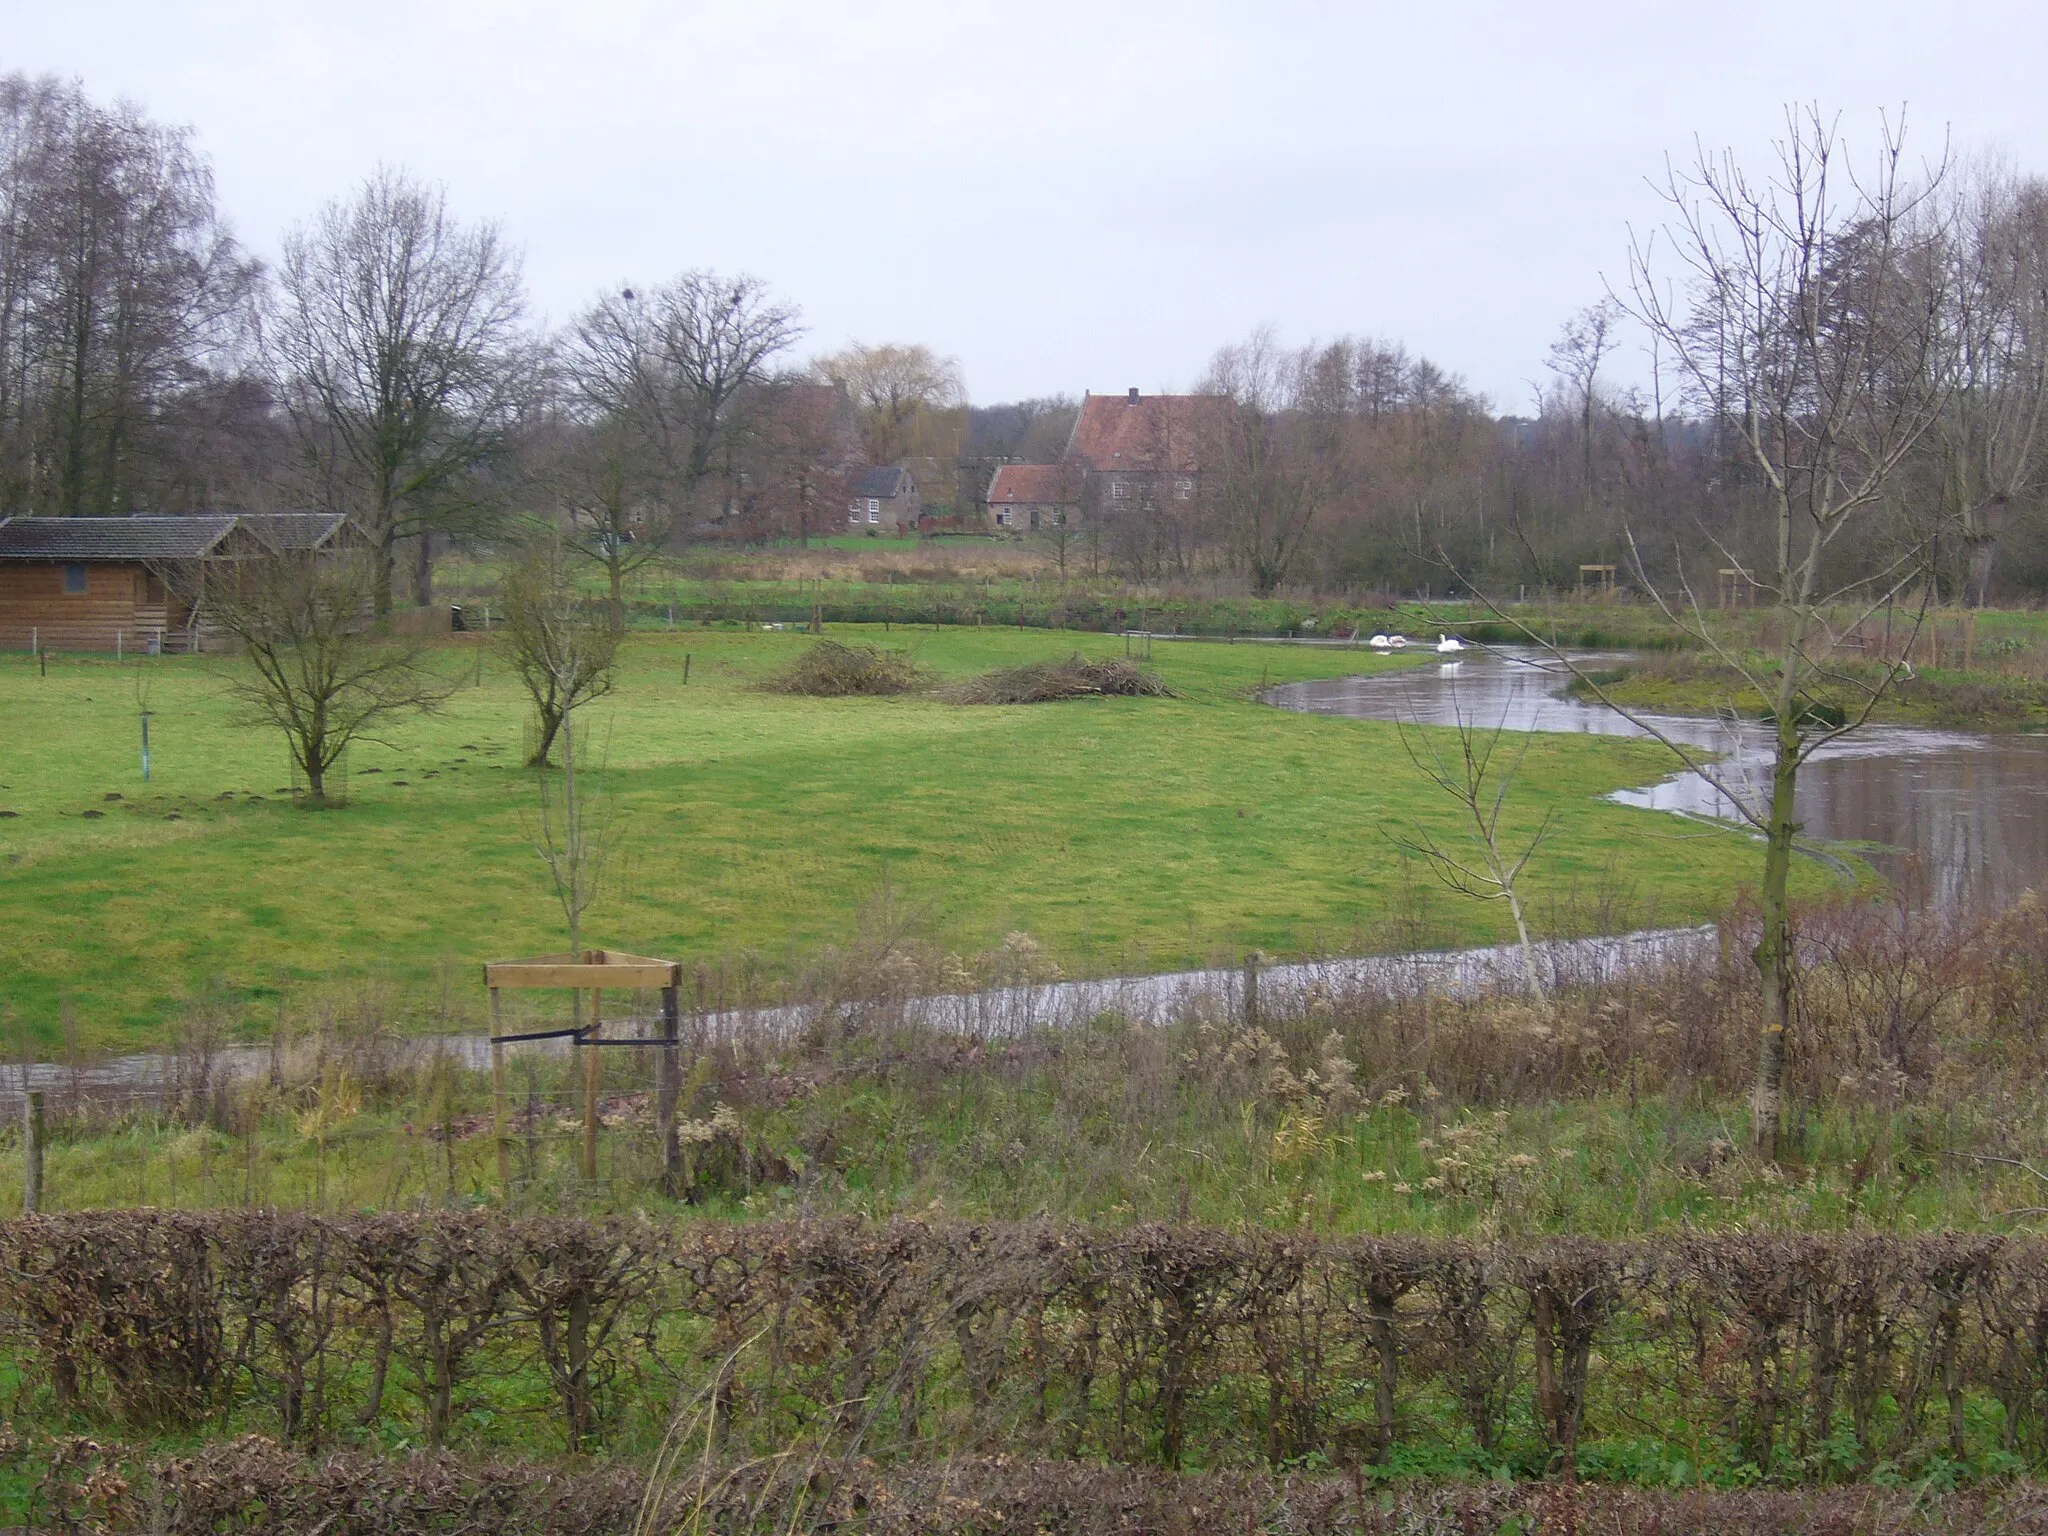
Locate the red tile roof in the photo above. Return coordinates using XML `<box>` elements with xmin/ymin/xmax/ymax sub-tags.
<box><xmin>987</xmin><ymin>464</ymin><xmax>1075</xmax><ymax>505</ymax></box>
<box><xmin>1064</xmin><ymin>391</ymin><xmax>1225</xmax><ymax>474</ymax></box>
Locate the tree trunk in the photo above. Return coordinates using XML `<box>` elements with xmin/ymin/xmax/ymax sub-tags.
<box><xmin>413</xmin><ymin>529</ymin><xmax>434</xmax><ymax>608</ymax></box>
<box><xmin>1966</xmin><ymin>532</ymin><xmax>1999</xmax><ymax>610</ymax></box>
<box><xmin>607</xmin><ymin>556</ymin><xmax>625</xmax><ymax>636</ymax></box>
<box><xmin>1750</xmin><ymin>713</ymin><xmax>1801</xmax><ymax>1158</ymax></box>
<box><xmin>301</xmin><ymin>735</ymin><xmax>327</xmax><ymax>805</ymax></box>
<box><xmin>530</xmin><ymin>704</ymin><xmax>563</xmax><ymax>768</ymax></box>
<box><xmin>373</xmin><ymin>526</ymin><xmax>396</xmax><ymax>617</ymax></box>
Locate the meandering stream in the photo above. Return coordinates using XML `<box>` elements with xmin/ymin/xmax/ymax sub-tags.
<box><xmin>1265</xmin><ymin>648</ymin><xmax>2048</xmax><ymax>913</ymax></box>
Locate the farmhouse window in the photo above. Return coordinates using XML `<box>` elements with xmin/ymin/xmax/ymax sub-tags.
<box><xmin>868</xmin><ymin>498</ymin><xmax>881</xmax><ymax>515</ymax></box>
<box><xmin>1111</xmin><ymin>481</ymin><xmax>1129</xmax><ymax>501</ymax></box>
<box><xmin>1176</xmin><ymin>479</ymin><xmax>1194</xmax><ymax>499</ymax></box>
<box><xmin>62</xmin><ymin>562</ymin><xmax>87</xmax><ymax>595</ymax></box>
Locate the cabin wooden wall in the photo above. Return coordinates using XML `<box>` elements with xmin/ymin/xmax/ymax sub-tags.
<box><xmin>0</xmin><ymin>561</ymin><xmax>185</xmax><ymax>651</ymax></box>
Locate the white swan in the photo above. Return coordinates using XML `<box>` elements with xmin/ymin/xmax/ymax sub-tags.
<box><xmin>1436</xmin><ymin>633</ymin><xmax>1465</xmax><ymax>653</ymax></box>
<box><xmin>1368</xmin><ymin>633</ymin><xmax>1393</xmax><ymax>649</ymax></box>
<box><xmin>1387</xmin><ymin>635</ymin><xmax>1409</xmax><ymax>649</ymax></box>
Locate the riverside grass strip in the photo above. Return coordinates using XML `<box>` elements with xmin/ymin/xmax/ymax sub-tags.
<box><xmin>11</xmin><ymin>1212</ymin><xmax>2048</xmax><ymax>1484</ymax></box>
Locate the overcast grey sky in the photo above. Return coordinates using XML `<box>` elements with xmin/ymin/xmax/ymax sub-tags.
<box><xmin>8</xmin><ymin>1</ymin><xmax>2048</xmax><ymax>410</ymax></box>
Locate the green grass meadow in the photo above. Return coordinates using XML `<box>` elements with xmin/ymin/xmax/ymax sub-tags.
<box><xmin>0</xmin><ymin>625</ymin><xmax>1781</xmax><ymax>1049</ymax></box>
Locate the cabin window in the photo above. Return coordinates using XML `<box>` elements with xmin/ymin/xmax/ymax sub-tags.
<box><xmin>62</xmin><ymin>562</ymin><xmax>87</xmax><ymax>595</ymax></box>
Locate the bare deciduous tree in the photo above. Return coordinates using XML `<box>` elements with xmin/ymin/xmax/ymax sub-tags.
<box><xmin>0</xmin><ymin>73</ymin><xmax>261</xmax><ymax>518</ymax></box>
<box><xmin>1387</xmin><ymin>689</ymin><xmax>1553</xmax><ymax>1000</ymax></box>
<box><xmin>1202</xmin><ymin>328</ymin><xmax>1354</xmax><ymax>594</ymax></box>
<box><xmin>564</xmin><ymin>270</ymin><xmax>801</xmax><ymax>575</ymax></box>
<box><xmin>1544</xmin><ymin>298</ymin><xmax>1624</xmax><ymax>511</ymax></box>
<box><xmin>209</xmin><ymin>550</ymin><xmax>451</xmax><ymax>806</ymax></box>
<box><xmin>271</xmin><ymin>166</ymin><xmax>531</xmax><ymax>614</ymax></box>
<box><xmin>499</xmin><ymin>538</ymin><xmax>620</xmax><ymax>767</ymax></box>
<box><xmin>1495</xmin><ymin>108</ymin><xmax>1958</xmax><ymax>1155</ymax></box>
<box><xmin>1927</xmin><ymin>169</ymin><xmax>2048</xmax><ymax>604</ymax></box>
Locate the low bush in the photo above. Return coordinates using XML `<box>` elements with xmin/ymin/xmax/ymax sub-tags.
<box><xmin>764</xmin><ymin>641</ymin><xmax>929</xmax><ymax>696</ymax></box>
<box><xmin>949</xmin><ymin>654</ymin><xmax>1174</xmax><ymax>704</ymax></box>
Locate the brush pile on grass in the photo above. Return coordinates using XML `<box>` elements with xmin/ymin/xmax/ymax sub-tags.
<box><xmin>949</xmin><ymin>653</ymin><xmax>1173</xmax><ymax>704</ymax></box>
<box><xmin>766</xmin><ymin>640</ymin><xmax>929</xmax><ymax>697</ymax></box>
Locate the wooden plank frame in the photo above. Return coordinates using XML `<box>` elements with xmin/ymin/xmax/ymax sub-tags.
<box><xmin>482</xmin><ymin>946</ymin><xmax>686</xmax><ymax>1197</ymax></box>
<box><xmin>483</xmin><ymin>948</ymin><xmax>682</xmax><ymax>991</ymax></box>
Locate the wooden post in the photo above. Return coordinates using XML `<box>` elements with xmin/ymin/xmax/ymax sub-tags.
<box><xmin>490</xmin><ymin>988</ymin><xmax>509</xmax><ymax>1194</ymax></box>
<box><xmin>581</xmin><ymin>989</ymin><xmax>602</xmax><ymax>1182</ymax></box>
<box><xmin>23</xmin><ymin>1089</ymin><xmax>44</xmax><ymax>1214</ymax></box>
<box><xmin>657</xmin><ymin>985</ymin><xmax>681</xmax><ymax>1196</ymax></box>
<box><xmin>1964</xmin><ymin>611</ymin><xmax>1978</xmax><ymax>672</ymax></box>
<box><xmin>1243</xmin><ymin>952</ymin><xmax>1261</xmax><ymax>1034</ymax></box>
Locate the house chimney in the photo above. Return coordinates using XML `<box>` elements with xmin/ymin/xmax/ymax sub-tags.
<box><xmin>1126</xmin><ymin>387</ymin><xmax>1139</xmax><ymax>405</ymax></box>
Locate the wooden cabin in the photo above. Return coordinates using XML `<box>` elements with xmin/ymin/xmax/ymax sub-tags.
<box><xmin>0</xmin><ymin>512</ymin><xmax>354</xmax><ymax>653</ymax></box>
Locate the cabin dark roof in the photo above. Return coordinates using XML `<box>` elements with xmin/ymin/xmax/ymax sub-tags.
<box><xmin>0</xmin><ymin>515</ymin><xmax>241</xmax><ymax>561</ymax></box>
<box><xmin>849</xmin><ymin>465</ymin><xmax>912</xmax><ymax>499</ymax></box>
<box><xmin>0</xmin><ymin>512</ymin><xmax>352</xmax><ymax>561</ymax></box>
<box><xmin>238</xmin><ymin>512</ymin><xmax>353</xmax><ymax>550</ymax></box>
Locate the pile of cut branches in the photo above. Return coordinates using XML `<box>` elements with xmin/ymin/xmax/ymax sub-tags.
<box><xmin>765</xmin><ymin>641</ymin><xmax>929</xmax><ymax>697</ymax></box>
<box><xmin>949</xmin><ymin>654</ymin><xmax>1173</xmax><ymax>704</ymax></box>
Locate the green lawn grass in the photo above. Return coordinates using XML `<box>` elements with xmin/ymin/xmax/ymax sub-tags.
<box><xmin>0</xmin><ymin>625</ymin><xmax>1784</xmax><ymax>1049</ymax></box>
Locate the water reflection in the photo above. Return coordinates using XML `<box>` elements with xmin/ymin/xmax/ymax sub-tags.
<box><xmin>1266</xmin><ymin>649</ymin><xmax>2048</xmax><ymax>911</ymax></box>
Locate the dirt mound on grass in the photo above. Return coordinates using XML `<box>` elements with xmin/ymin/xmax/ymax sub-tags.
<box><xmin>949</xmin><ymin>653</ymin><xmax>1175</xmax><ymax>704</ymax></box>
<box><xmin>765</xmin><ymin>640</ymin><xmax>929</xmax><ymax>696</ymax></box>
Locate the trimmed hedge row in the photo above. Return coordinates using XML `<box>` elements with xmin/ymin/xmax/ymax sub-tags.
<box><xmin>7</xmin><ymin>1214</ymin><xmax>2048</xmax><ymax>1479</ymax></box>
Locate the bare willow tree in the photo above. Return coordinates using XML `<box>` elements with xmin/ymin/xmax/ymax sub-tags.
<box><xmin>209</xmin><ymin>550</ymin><xmax>451</xmax><ymax>805</ymax></box>
<box><xmin>1484</xmin><ymin>109</ymin><xmax>1957</xmax><ymax>1154</ymax></box>
<box><xmin>271</xmin><ymin>166</ymin><xmax>532</xmax><ymax>614</ymax></box>
<box><xmin>811</xmin><ymin>342</ymin><xmax>966</xmax><ymax>468</ymax></box>
<box><xmin>1386</xmin><ymin>692</ymin><xmax>1553</xmax><ymax>1000</ymax></box>
<box><xmin>499</xmin><ymin>538</ymin><xmax>620</xmax><ymax>767</ymax></box>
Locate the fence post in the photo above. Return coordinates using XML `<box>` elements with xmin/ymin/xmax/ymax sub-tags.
<box><xmin>657</xmin><ymin>984</ymin><xmax>681</xmax><ymax>1196</ymax></box>
<box><xmin>1243</xmin><ymin>951</ymin><xmax>1262</xmax><ymax>1034</ymax></box>
<box><xmin>490</xmin><ymin>987</ymin><xmax>509</xmax><ymax>1194</ymax></box>
<box><xmin>581</xmin><ymin>989</ymin><xmax>601</xmax><ymax>1182</ymax></box>
<box><xmin>23</xmin><ymin>1088</ymin><xmax>44</xmax><ymax>1213</ymax></box>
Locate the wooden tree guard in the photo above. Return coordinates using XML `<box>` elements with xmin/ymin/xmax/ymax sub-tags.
<box><xmin>482</xmin><ymin>949</ymin><xmax>685</xmax><ymax>1193</ymax></box>
<box><xmin>1577</xmin><ymin>564</ymin><xmax>1617</xmax><ymax>601</ymax></box>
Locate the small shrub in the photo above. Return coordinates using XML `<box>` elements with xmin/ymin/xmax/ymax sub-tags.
<box><xmin>949</xmin><ymin>653</ymin><xmax>1175</xmax><ymax>704</ymax></box>
<box><xmin>766</xmin><ymin>641</ymin><xmax>929</xmax><ymax>697</ymax></box>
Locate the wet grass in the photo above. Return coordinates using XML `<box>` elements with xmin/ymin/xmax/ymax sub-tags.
<box><xmin>0</xmin><ymin>625</ymin><xmax>1784</xmax><ymax>1050</ymax></box>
